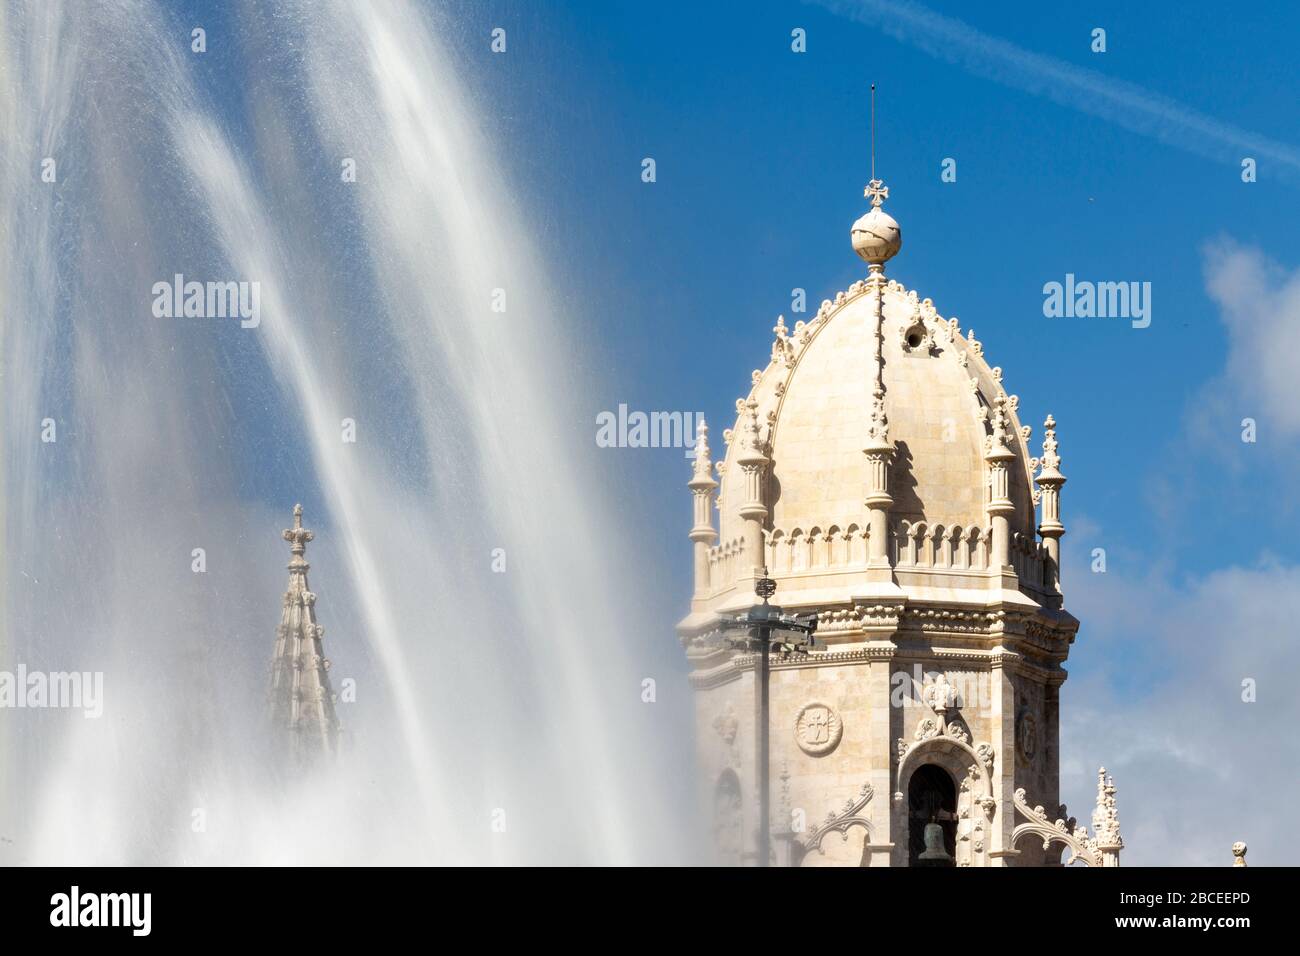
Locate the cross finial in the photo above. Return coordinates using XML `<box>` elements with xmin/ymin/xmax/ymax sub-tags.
<box><xmin>865</xmin><ymin>178</ymin><xmax>889</xmax><ymax>208</ymax></box>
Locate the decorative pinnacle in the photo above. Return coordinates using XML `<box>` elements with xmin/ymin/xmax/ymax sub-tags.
<box><xmin>865</xmin><ymin>178</ymin><xmax>889</xmax><ymax>209</ymax></box>
<box><xmin>283</xmin><ymin>503</ymin><xmax>315</xmax><ymax>566</ymax></box>
<box><xmin>1037</xmin><ymin>414</ymin><xmax>1065</xmax><ymax>483</ymax></box>
<box><xmin>1091</xmin><ymin>766</ymin><xmax>1122</xmax><ymax>848</ymax></box>
<box><xmin>690</xmin><ymin>417</ymin><xmax>716</xmax><ymax>485</ymax></box>
<box><xmin>735</xmin><ymin>396</ymin><xmax>768</xmax><ymax>466</ymax></box>
<box><xmin>985</xmin><ymin>393</ymin><xmax>1015</xmax><ymax>462</ymax></box>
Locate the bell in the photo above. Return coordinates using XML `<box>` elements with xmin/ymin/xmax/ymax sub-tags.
<box><xmin>918</xmin><ymin>819</ymin><xmax>953</xmax><ymax>862</ymax></box>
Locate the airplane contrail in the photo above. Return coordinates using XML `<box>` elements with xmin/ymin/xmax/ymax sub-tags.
<box><xmin>812</xmin><ymin>0</ymin><xmax>1300</xmax><ymax>182</ymax></box>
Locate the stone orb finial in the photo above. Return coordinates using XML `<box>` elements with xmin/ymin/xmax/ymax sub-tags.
<box><xmin>1232</xmin><ymin>841</ymin><xmax>1247</xmax><ymax>866</ymax></box>
<box><xmin>851</xmin><ymin>205</ymin><xmax>902</xmax><ymax>267</ymax></box>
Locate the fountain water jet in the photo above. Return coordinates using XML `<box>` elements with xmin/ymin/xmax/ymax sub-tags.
<box><xmin>1</xmin><ymin>0</ymin><xmax>694</xmax><ymax>865</ymax></box>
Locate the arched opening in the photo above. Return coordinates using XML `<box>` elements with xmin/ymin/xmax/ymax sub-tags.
<box><xmin>908</xmin><ymin>764</ymin><xmax>957</xmax><ymax>867</ymax></box>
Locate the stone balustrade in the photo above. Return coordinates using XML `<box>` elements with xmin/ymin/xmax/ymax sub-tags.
<box><xmin>893</xmin><ymin>519</ymin><xmax>991</xmax><ymax>571</ymax></box>
<box><xmin>702</xmin><ymin>519</ymin><xmax>1059</xmax><ymax>597</ymax></box>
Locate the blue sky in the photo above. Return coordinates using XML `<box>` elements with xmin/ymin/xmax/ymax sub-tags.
<box><xmin>458</xmin><ymin>0</ymin><xmax>1300</xmax><ymax>571</ymax></box>
<box><xmin>449</xmin><ymin>0</ymin><xmax>1300</xmax><ymax>861</ymax></box>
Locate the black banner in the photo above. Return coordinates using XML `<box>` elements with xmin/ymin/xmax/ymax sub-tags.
<box><xmin>0</xmin><ymin>865</ymin><xmax>1276</xmax><ymax>941</ymax></box>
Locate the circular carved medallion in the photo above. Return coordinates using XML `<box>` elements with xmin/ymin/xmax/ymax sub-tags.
<box><xmin>794</xmin><ymin>701</ymin><xmax>843</xmax><ymax>756</ymax></box>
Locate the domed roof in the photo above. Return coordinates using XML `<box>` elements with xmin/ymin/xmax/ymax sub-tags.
<box><xmin>716</xmin><ymin>281</ymin><xmax>1038</xmax><ymax>549</ymax></box>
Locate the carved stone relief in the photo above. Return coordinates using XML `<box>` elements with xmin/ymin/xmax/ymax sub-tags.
<box><xmin>794</xmin><ymin>701</ymin><xmax>843</xmax><ymax>756</ymax></box>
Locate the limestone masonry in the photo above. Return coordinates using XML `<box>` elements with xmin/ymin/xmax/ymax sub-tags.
<box><xmin>677</xmin><ymin>176</ymin><xmax>1122</xmax><ymax>867</ymax></box>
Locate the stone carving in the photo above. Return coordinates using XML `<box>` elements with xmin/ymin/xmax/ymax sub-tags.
<box><xmin>771</xmin><ymin>315</ymin><xmax>795</xmax><ymax>368</ymax></box>
<box><xmin>801</xmin><ymin>783</ymin><xmax>874</xmax><ymax>858</ymax></box>
<box><xmin>712</xmin><ymin>702</ymin><xmax>738</xmax><ymax>745</ymax></box>
<box><xmin>795</xmin><ymin>701</ymin><xmax>843</xmax><ymax>756</ymax></box>
<box><xmin>1011</xmin><ymin>769</ymin><xmax>1123</xmax><ymax>866</ymax></box>
<box><xmin>900</xmin><ymin>302</ymin><xmax>933</xmax><ymax>353</ymax></box>
<box><xmin>956</xmin><ymin>770</ymin><xmax>977</xmax><ymax>866</ymax></box>
<box><xmin>913</xmin><ymin>717</ymin><xmax>940</xmax><ymax>742</ymax></box>
<box><xmin>1017</xmin><ymin>711</ymin><xmax>1038</xmax><ymax>762</ymax></box>
<box><xmin>1091</xmin><ymin>767</ymin><xmax>1123</xmax><ymax>853</ymax></box>
<box><xmin>918</xmin><ymin>673</ymin><xmax>966</xmax><ymax>739</ymax></box>
<box><xmin>922</xmin><ymin>673</ymin><xmax>958</xmax><ymax>715</ymax></box>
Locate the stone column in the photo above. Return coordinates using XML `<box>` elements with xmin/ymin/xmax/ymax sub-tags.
<box><xmin>863</xmin><ymin>636</ymin><xmax>898</xmax><ymax>866</ymax></box>
<box><xmin>1045</xmin><ymin>677</ymin><xmax>1063</xmax><ymax>811</ymax></box>
<box><xmin>987</xmin><ymin>647</ymin><xmax>1020</xmax><ymax>866</ymax></box>
<box><xmin>985</xmin><ymin>393</ymin><xmax>1017</xmax><ymax>588</ymax></box>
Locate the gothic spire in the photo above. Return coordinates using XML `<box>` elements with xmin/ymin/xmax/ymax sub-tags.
<box><xmin>268</xmin><ymin>504</ymin><xmax>341</xmax><ymax>765</ymax></box>
<box><xmin>1091</xmin><ymin>767</ymin><xmax>1123</xmax><ymax>865</ymax></box>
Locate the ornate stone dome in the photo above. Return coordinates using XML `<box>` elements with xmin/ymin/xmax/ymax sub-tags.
<box><xmin>687</xmin><ymin>179</ymin><xmax>1060</xmax><ymax>611</ymax></box>
<box><xmin>715</xmin><ymin>285</ymin><xmax>1037</xmax><ymax>548</ymax></box>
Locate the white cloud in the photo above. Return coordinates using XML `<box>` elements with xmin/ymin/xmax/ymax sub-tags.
<box><xmin>1052</xmin><ymin>244</ymin><xmax>1300</xmax><ymax>866</ymax></box>
<box><xmin>1203</xmin><ymin>243</ymin><xmax>1300</xmax><ymax>439</ymax></box>
<box><xmin>1061</xmin><ymin>554</ymin><xmax>1298</xmax><ymax>865</ymax></box>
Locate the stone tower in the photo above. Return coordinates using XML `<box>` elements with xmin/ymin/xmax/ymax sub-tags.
<box><xmin>678</xmin><ymin>177</ymin><xmax>1121</xmax><ymax>867</ymax></box>
<box><xmin>268</xmin><ymin>504</ymin><xmax>341</xmax><ymax>764</ymax></box>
